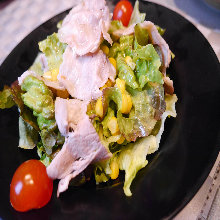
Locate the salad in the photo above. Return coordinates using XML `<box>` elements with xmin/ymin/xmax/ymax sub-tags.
<box><xmin>0</xmin><ymin>0</ymin><xmax>177</xmax><ymax>211</ymax></box>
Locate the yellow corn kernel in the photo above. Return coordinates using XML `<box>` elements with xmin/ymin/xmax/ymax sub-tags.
<box><xmin>109</xmin><ymin>57</ymin><xmax>117</xmax><ymax>70</ymax></box>
<box><xmin>43</xmin><ymin>68</ymin><xmax>59</xmax><ymax>81</ymax></box>
<box><xmin>125</xmin><ymin>56</ymin><xmax>136</xmax><ymax>70</ymax></box>
<box><xmin>95</xmin><ymin>97</ymin><xmax>103</xmax><ymax>118</ymax></box>
<box><xmin>121</xmin><ymin>93</ymin><xmax>132</xmax><ymax>114</ymax></box>
<box><xmin>101</xmin><ymin>45</ymin><xmax>109</xmax><ymax>55</ymax></box>
<box><xmin>51</xmin><ymin>68</ymin><xmax>59</xmax><ymax>81</ymax></box>
<box><xmin>110</xmin><ymin>158</ymin><xmax>119</xmax><ymax>180</ymax></box>
<box><xmin>107</xmin><ymin>116</ymin><xmax>119</xmax><ymax>135</ymax></box>
<box><xmin>116</xmin><ymin>78</ymin><xmax>125</xmax><ymax>93</ymax></box>
<box><xmin>43</xmin><ymin>71</ymin><xmax>52</xmax><ymax>80</ymax></box>
<box><xmin>101</xmin><ymin>79</ymin><xmax>113</xmax><ymax>91</ymax></box>
<box><xmin>56</xmin><ymin>89</ymin><xmax>69</xmax><ymax>99</ymax></box>
<box><xmin>117</xmin><ymin>135</ymin><xmax>125</xmax><ymax>144</ymax></box>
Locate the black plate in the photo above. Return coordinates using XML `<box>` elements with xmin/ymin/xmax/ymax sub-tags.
<box><xmin>0</xmin><ymin>1</ymin><xmax>219</xmax><ymax>219</ymax></box>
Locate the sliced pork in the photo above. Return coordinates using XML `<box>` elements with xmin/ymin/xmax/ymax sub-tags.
<box><xmin>58</xmin><ymin>0</ymin><xmax>112</xmax><ymax>56</ymax></box>
<box><xmin>47</xmin><ymin>98</ymin><xmax>111</xmax><ymax>196</ymax></box>
<box><xmin>113</xmin><ymin>21</ymin><xmax>171</xmax><ymax>74</ymax></box>
<box><xmin>55</xmin><ymin>97</ymin><xmax>89</xmax><ymax>136</ymax></box>
<box><xmin>58</xmin><ymin>46</ymin><xmax>116</xmax><ymax>101</ymax></box>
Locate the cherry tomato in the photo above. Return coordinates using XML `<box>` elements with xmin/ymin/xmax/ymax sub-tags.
<box><xmin>10</xmin><ymin>159</ymin><xmax>53</xmax><ymax>212</ymax></box>
<box><xmin>113</xmin><ymin>0</ymin><xmax>133</xmax><ymax>26</ymax></box>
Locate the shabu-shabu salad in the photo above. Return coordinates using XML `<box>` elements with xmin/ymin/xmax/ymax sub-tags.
<box><xmin>0</xmin><ymin>0</ymin><xmax>177</xmax><ymax>211</ymax></box>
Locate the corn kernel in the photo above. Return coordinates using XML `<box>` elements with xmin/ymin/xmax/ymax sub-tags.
<box><xmin>105</xmin><ymin>79</ymin><xmax>113</xmax><ymax>87</ymax></box>
<box><xmin>95</xmin><ymin>97</ymin><xmax>103</xmax><ymax>118</ymax></box>
<box><xmin>125</xmin><ymin>56</ymin><xmax>136</xmax><ymax>70</ymax></box>
<box><xmin>107</xmin><ymin>116</ymin><xmax>119</xmax><ymax>135</ymax></box>
<box><xmin>56</xmin><ymin>89</ymin><xmax>69</xmax><ymax>99</ymax></box>
<box><xmin>109</xmin><ymin>57</ymin><xmax>117</xmax><ymax>70</ymax></box>
<box><xmin>117</xmin><ymin>135</ymin><xmax>125</xmax><ymax>144</ymax></box>
<box><xmin>100</xmin><ymin>79</ymin><xmax>113</xmax><ymax>91</ymax></box>
<box><xmin>110</xmin><ymin>158</ymin><xmax>119</xmax><ymax>180</ymax></box>
<box><xmin>116</xmin><ymin>78</ymin><xmax>125</xmax><ymax>93</ymax></box>
<box><xmin>101</xmin><ymin>45</ymin><xmax>109</xmax><ymax>55</ymax></box>
<box><xmin>43</xmin><ymin>71</ymin><xmax>52</xmax><ymax>80</ymax></box>
<box><xmin>121</xmin><ymin>93</ymin><xmax>132</xmax><ymax>114</ymax></box>
<box><xmin>51</xmin><ymin>68</ymin><xmax>59</xmax><ymax>81</ymax></box>
<box><xmin>43</xmin><ymin>68</ymin><xmax>59</xmax><ymax>81</ymax></box>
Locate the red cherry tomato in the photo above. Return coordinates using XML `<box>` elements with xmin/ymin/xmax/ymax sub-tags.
<box><xmin>10</xmin><ymin>159</ymin><xmax>53</xmax><ymax>212</ymax></box>
<box><xmin>113</xmin><ymin>0</ymin><xmax>133</xmax><ymax>26</ymax></box>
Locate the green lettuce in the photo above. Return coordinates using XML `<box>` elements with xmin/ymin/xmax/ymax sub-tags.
<box><xmin>38</xmin><ymin>33</ymin><xmax>66</xmax><ymax>71</ymax></box>
<box><xmin>21</xmin><ymin>75</ymin><xmax>55</xmax><ymax>120</ymax></box>
<box><xmin>0</xmin><ymin>86</ymin><xmax>15</xmax><ymax>109</ymax></box>
<box><xmin>134</xmin><ymin>44</ymin><xmax>163</xmax><ymax>87</ymax></box>
<box><xmin>18</xmin><ymin>116</ymin><xmax>38</xmax><ymax>149</ymax></box>
<box><xmin>109</xmin><ymin>35</ymin><xmax>134</xmax><ymax>58</ymax></box>
<box><xmin>117</xmin><ymin>54</ymin><xmax>139</xmax><ymax>89</ymax></box>
<box><xmin>128</xmin><ymin>1</ymin><xmax>146</xmax><ymax>26</ymax></box>
<box><xmin>102</xmin><ymin>107</ymin><xmax>115</xmax><ymax>138</ymax></box>
<box><xmin>109</xmin><ymin>20</ymin><xmax>124</xmax><ymax>34</ymax></box>
<box><xmin>134</xmin><ymin>24</ymin><xmax>148</xmax><ymax>46</ymax></box>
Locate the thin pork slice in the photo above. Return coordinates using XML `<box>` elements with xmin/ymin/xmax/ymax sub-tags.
<box><xmin>58</xmin><ymin>0</ymin><xmax>112</xmax><ymax>55</ymax></box>
<box><xmin>58</xmin><ymin>46</ymin><xmax>116</xmax><ymax>101</ymax></box>
<box><xmin>47</xmin><ymin>98</ymin><xmax>111</xmax><ymax>196</ymax></box>
<box><xmin>55</xmin><ymin>97</ymin><xmax>88</xmax><ymax>136</ymax></box>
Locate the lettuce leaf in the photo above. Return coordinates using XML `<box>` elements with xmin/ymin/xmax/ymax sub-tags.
<box><xmin>109</xmin><ymin>35</ymin><xmax>134</xmax><ymax>58</ymax></box>
<box><xmin>134</xmin><ymin>44</ymin><xmax>163</xmax><ymax>87</ymax></box>
<box><xmin>21</xmin><ymin>75</ymin><xmax>55</xmax><ymax>120</ymax></box>
<box><xmin>38</xmin><ymin>33</ymin><xmax>66</xmax><ymax>71</ymax></box>
<box><xmin>117</xmin><ymin>90</ymin><xmax>157</xmax><ymax>142</ymax></box>
<box><xmin>0</xmin><ymin>86</ymin><xmax>15</xmax><ymax>109</ymax></box>
<box><xmin>134</xmin><ymin>24</ymin><xmax>148</xmax><ymax>46</ymax></box>
<box><xmin>102</xmin><ymin>87</ymin><xmax>122</xmax><ymax>117</ymax></box>
<box><xmin>128</xmin><ymin>1</ymin><xmax>146</xmax><ymax>26</ymax></box>
<box><xmin>117</xmin><ymin>83</ymin><xmax>166</xmax><ymax>141</ymax></box>
<box><xmin>109</xmin><ymin>20</ymin><xmax>124</xmax><ymax>34</ymax></box>
<box><xmin>117</xmin><ymin>54</ymin><xmax>139</xmax><ymax>89</ymax></box>
<box><xmin>18</xmin><ymin>116</ymin><xmax>38</xmax><ymax>149</ymax></box>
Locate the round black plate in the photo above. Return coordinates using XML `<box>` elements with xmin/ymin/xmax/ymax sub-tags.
<box><xmin>0</xmin><ymin>1</ymin><xmax>219</xmax><ymax>219</ymax></box>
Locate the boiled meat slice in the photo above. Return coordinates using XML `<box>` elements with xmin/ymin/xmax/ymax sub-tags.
<box><xmin>58</xmin><ymin>0</ymin><xmax>112</xmax><ymax>55</ymax></box>
<box><xmin>47</xmin><ymin>98</ymin><xmax>111</xmax><ymax>196</ymax></box>
<box><xmin>55</xmin><ymin>97</ymin><xmax>89</xmax><ymax>137</ymax></box>
<box><xmin>58</xmin><ymin>46</ymin><xmax>116</xmax><ymax>101</ymax></box>
<box><xmin>113</xmin><ymin>21</ymin><xmax>171</xmax><ymax>74</ymax></box>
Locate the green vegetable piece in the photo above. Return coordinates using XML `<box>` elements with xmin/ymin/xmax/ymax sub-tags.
<box><xmin>109</xmin><ymin>20</ymin><xmax>124</xmax><ymax>34</ymax></box>
<box><xmin>156</xmin><ymin>25</ymin><xmax>165</xmax><ymax>36</ymax></box>
<box><xmin>102</xmin><ymin>87</ymin><xmax>122</xmax><ymax>117</ymax></box>
<box><xmin>0</xmin><ymin>86</ymin><xmax>15</xmax><ymax>109</ymax></box>
<box><xmin>128</xmin><ymin>0</ymin><xmax>146</xmax><ymax>26</ymax></box>
<box><xmin>18</xmin><ymin>117</ymin><xmax>38</xmax><ymax>149</ymax></box>
<box><xmin>109</xmin><ymin>42</ymin><xmax>121</xmax><ymax>58</ymax></box>
<box><xmin>102</xmin><ymin>107</ymin><xmax>115</xmax><ymax>138</ymax></box>
<box><xmin>117</xmin><ymin>88</ymin><xmax>161</xmax><ymax>142</ymax></box>
<box><xmin>38</xmin><ymin>33</ymin><xmax>66</xmax><ymax>71</ymax></box>
<box><xmin>118</xmin><ymin>135</ymin><xmax>156</xmax><ymax>196</ymax></box>
<box><xmin>134</xmin><ymin>44</ymin><xmax>163</xmax><ymax>86</ymax></box>
<box><xmin>117</xmin><ymin>54</ymin><xmax>139</xmax><ymax>89</ymax></box>
<box><xmin>37</xmin><ymin>115</ymin><xmax>57</xmax><ymax>132</ymax></box>
<box><xmin>37</xmin><ymin>142</ymin><xmax>52</xmax><ymax>167</ymax></box>
<box><xmin>21</xmin><ymin>75</ymin><xmax>55</xmax><ymax>120</ymax></box>
<box><xmin>40</xmin><ymin>129</ymin><xmax>57</xmax><ymax>155</ymax></box>
<box><xmin>134</xmin><ymin>24</ymin><xmax>148</xmax><ymax>46</ymax></box>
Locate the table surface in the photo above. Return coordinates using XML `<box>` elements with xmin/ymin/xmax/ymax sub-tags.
<box><xmin>0</xmin><ymin>0</ymin><xmax>219</xmax><ymax>219</ymax></box>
